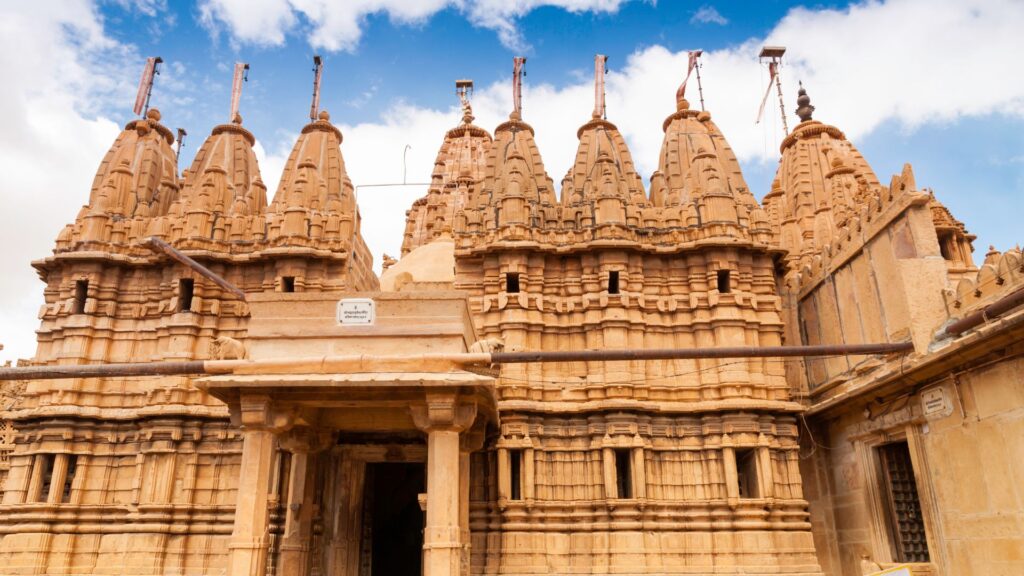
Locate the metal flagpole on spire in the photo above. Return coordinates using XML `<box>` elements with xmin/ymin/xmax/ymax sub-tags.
<box><xmin>593</xmin><ymin>54</ymin><xmax>608</xmax><ymax>119</ymax></box>
<box><xmin>229</xmin><ymin>62</ymin><xmax>250</xmax><ymax>122</ymax></box>
<box><xmin>676</xmin><ymin>50</ymin><xmax>703</xmax><ymax>108</ymax></box>
<box><xmin>756</xmin><ymin>46</ymin><xmax>788</xmax><ymax>134</ymax></box>
<box><xmin>133</xmin><ymin>56</ymin><xmax>163</xmax><ymax>118</ymax></box>
<box><xmin>175</xmin><ymin>128</ymin><xmax>187</xmax><ymax>160</ymax></box>
<box><xmin>310</xmin><ymin>55</ymin><xmax>323</xmax><ymax>121</ymax></box>
<box><xmin>512</xmin><ymin>56</ymin><xmax>526</xmax><ymax>118</ymax></box>
<box><xmin>693</xmin><ymin>50</ymin><xmax>706</xmax><ymax>111</ymax></box>
<box><xmin>455</xmin><ymin>78</ymin><xmax>474</xmax><ymax>124</ymax></box>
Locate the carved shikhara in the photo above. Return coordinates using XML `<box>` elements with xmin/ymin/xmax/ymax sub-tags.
<box><xmin>0</xmin><ymin>75</ymin><xmax>1018</xmax><ymax>576</ymax></box>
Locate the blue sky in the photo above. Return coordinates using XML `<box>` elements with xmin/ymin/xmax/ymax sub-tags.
<box><xmin>0</xmin><ymin>0</ymin><xmax>1022</xmax><ymax>362</ymax></box>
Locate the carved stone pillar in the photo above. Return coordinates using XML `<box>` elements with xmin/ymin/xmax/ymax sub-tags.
<box><xmin>228</xmin><ymin>395</ymin><xmax>293</xmax><ymax>576</ymax></box>
<box><xmin>278</xmin><ymin>428</ymin><xmax>334</xmax><ymax>576</ymax></box>
<box><xmin>412</xmin><ymin>393</ymin><xmax>478</xmax><ymax>576</ymax></box>
<box><xmin>460</xmin><ymin>424</ymin><xmax>486</xmax><ymax>576</ymax></box>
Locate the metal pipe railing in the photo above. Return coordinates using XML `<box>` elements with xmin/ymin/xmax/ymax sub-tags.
<box><xmin>938</xmin><ymin>284</ymin><xmax>1024</xmax><ymax>339</ymax></box>
<box><xmin>0</xmin><ymin>342</ymin><xmax>913</xmax><ymax>381</ymax></box>
<box><xmin>490</xmin><ymin>342</ymin><xmax>913</xmax><ymax>364</ymax></box>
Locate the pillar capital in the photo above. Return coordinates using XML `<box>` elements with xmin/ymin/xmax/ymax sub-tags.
<box><xmin>411</xmin><ymin>393</ymin><xmax>478</xmax><ymax>433</ymax></box>
<box><xmin>460</xmin><ymin>420</ymin><xmax>487</xmax><ymax>453</ymax></box>
<box><xmin>279</xmin><ymin>426</ymin><xmax>335</xmax><ymax>454</ymax></box>
<box><xmin>232</xmin><ymin>393</ymin><xmax>296</xmax><ymax>434</ymax></box>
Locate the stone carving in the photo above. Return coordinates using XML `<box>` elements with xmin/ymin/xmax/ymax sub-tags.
<box><xmin>211</xmin><ymin>336</ymin><xmax>247</xmax><ymax>360</ymax></box>
<box><xmin>467</xmin><ymin>338</ymin><xmax>504</xmax><ymax>354</ymax></box>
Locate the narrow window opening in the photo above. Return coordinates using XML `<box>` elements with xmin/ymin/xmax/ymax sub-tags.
<box><xmin>61</xmin><ymin>455</ymin><xmax>78</xmax><ymax>503</ymax></box>
<box><xmin>177</xmin><ymin>279</ymin><xmax>194</xmax><ymax>312</ymax></box>
<box><xmin>282</xmin><ymin>276</ymin><xmax>296</xmax><ymax>293</ymax></box>
<box><xmin>937</xmin><ymin>233</ymin><xmax>953</xmax><ymax>261</ymax></box>
<box><xmin>509</xmin><ymin>450</ymin><xmax>522</xmax><ymax>501</ymax></box>
<box><xmin>614</xmin><ymin>449</ymin><xmax>633</xmax><ymax>499</ymax></box>
<box><xmin>717</xmin><ymin>270</ymin><xmax>731</xmax><ymax>293</ymax></box>
<box><xmin>608</xmin><ymin>271</ymin><xmax>620</xmax><ymax>294</ymax></box>
<box><xmin>877</xmin><ymin>441</ymin><xmax>930</xmax><ymax>563</ymax></box>
<box><xmin>506</xmin><ymin>273</ymin><xmax>520</xmax><ymax>293</ymax></box>
<box><xmin>36</xmin><ymin>454</ymin><xmax>55</xmax><ymax>502</ymax></box>
<box><xmin>735</xmin><ymin>448</ymin><xmax>760</xmax><ymax>498</ymax></box>
<box><xmin>73</xmin><ymin>280</ymin><xmax>88</xmax><ymax>314</ymax></box>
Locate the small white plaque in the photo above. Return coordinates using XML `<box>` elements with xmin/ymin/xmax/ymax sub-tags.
<box><xmin>921</xmin><ymin>385</ymin><xmax>952</xmax><ymax>419</ymax></box>
<box><xmin>336</xmin><ymin>298</ymin><xmax>375</xmax><ymax>325</ymax></box>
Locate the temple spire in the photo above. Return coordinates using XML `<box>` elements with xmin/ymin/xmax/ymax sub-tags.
<box><xmin>796</xmin><ymin>81</ymin><xmax>815</xmax><ymax>122</ymax></box>
<box><xmin>593</xmin><ymin>54</ymin><xmax>608</xmax><ymax>119</ymax></box>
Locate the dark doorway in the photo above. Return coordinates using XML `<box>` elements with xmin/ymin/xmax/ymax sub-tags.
<box><xmin>361</xmin><ymin>462</ymin><xmax>425</xmax><ymax>576</ymax></box>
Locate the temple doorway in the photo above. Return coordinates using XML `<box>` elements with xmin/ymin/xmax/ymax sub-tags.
<box><xmin>359</xmin><ymin>462</ymin><xmax>426</xmax><ymax>576</ymax></box>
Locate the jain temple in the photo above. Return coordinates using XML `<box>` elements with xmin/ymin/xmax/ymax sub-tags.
<box><xmin>0</xmin><ymin>55</ymin><xmax>1021</xmax><ymax>576</ymax></box>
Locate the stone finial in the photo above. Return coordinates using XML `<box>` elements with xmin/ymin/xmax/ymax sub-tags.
<box><xmin>676</xmin><ymin>97</ymin><xmax>690</xmax><ymax>112</ymax></box>
<box><xmin>796</xmin><ymin>82</ymin><xmax>814</xmax><ymax>122</ymax></box>
<box><xmin>147</xmin><ymin>108</ymin><xmax>162</xmax><ymax>122</ymax></box>
<box><xmin>318</xmin><ymin>110</ymin><xmax>330</xmax><ymax>122</ymax></box>
<box><xmin>232</xmin><ymin>113</ymin><xmax>243</xmax><ymax>125</ymax></box>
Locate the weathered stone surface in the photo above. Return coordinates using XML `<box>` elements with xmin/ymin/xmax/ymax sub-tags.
<box><xmin>0</xmin><ymin>63</ymin><xmax>1021</xmax><ymax>576</ymax></box>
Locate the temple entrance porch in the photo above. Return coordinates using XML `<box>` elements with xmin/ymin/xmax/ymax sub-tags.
<box><xmin>200</xmin><ymin>379</ymin><xmax>494</xmax><ymax>576</ymax></box>
<box><xmin>195</xmin><ymin>291</ymin><xmax>497</xmax><ymax>576</ymax></box>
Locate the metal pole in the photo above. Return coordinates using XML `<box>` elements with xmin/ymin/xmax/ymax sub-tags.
<box><xmin>774</xmin><ymin>65</ymin><xmax>789</xmax><ymax>134</ymax></box>
<box><xmin>0</xmin><ymin>342</ymin><xmax>914</xmax><ymax>381</ymax></box>
<box><xmin>143</xmin><ymin>57</ymin><xmax>164</xmax><ymax>117</ymax></box>
<box><xmin>0</xmin><ymin>361</ymin><xmax>207</xmax><ymax>380</ymax></box>
<box><xmin>310</xmin><ymin>55</ymin><xmax>323</xmax><ymax>121</ymax></box>
<box><xmin>142</xmin><ymin>237</ymin><xmax>246</xmax><ymax>300</ymax></box>
<box><xmin>695</xmin><ymin>59</ymin><xmax>706</xmax><ymax>112</ymax></box>
<box><xmin>938</xmin><ymin>285</ymin><xmax>1024</xmax><ymax>339</ymax></box>
<box><xmin>402</xmin><ymin>145</ymin><xmax>412</xmax><ymax>185</ymax></box>
<box><xmin>490</xmin><ymin>342</ymin><xmax>913</xmax><ymax>364</ymax></box>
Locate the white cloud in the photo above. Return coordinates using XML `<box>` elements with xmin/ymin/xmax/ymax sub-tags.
<box><xmin>0</xmin><ymin>1</ymin><xmax>136</xmax><ymax>363</ymax></box>
<box><xmin>198</xmin><ymin>0</ymin><xmax>635</xmax><ymax>51</ymax></box>
<box><xmin>306</xmin><ymin>0</ymin><xmax>1024</xmax><ymax>274</ymax></box>
<box><xmin>4</xmin><ymin>0</ymin><xmax>1024</xmax><ymax>364</ymax></box>
<box><xmin>199</xmin><ymin>0</ymin><xmax>298</xmax><ymax>47</ymax></box>
<box><xmin>691</xmin><ymin>5</ymin><xmax>727</xmax><ymax>25</ymax></box>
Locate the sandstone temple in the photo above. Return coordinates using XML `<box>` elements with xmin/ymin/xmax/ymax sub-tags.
<box><xmin>0</xmin><ymin>56</ymin><xmax>1021</xmax><ymax>576</ymax></box>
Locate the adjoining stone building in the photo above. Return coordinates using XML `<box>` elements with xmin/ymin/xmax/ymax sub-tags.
<box><xmin>0</xmin><ymin>60</ymin><xmax>1021</xmax><ymax>576</ymax></box>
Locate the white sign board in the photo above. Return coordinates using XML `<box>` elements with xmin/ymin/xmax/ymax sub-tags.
<box><xmin>921</xmin><ymin>385</ymin><xmax>953</xmax><ymax>419</ymax></box>
<box><xmin>336</xmin><ymin>298</ymin><xmax>375</xmax><ymax>326</ymax></box>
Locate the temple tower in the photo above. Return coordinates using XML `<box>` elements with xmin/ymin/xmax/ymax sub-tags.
<box><xmin>446</xmin><ymin>58</ymin><xmax>822</xmax><ymax>574</ymax></box>
<box><xmin>0</xmin><ymin>88</ymin><xmax>377</xmax><ymax>573</ymax></box>
<box><xmin>402</xmin><ymin>84</ymin><xmax>492</xmax><ymax>256</ymax></box>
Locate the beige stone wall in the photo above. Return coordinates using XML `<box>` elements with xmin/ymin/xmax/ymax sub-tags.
<box><xmin>791</xmin><ymin>185</ymin><xmax>948</xmax><ymax>394</ymax></box>
<box><xmin>0</xmin><ymin>418</ymin><xmax>241</xmax><ymax>574</ymax></box>
<box><xmin>466</xmin><ymin>412</ymin><xmax>821</xmax><ymax>574</ymax></box>
<box><xmin>803</xmin><ymin>351</ymin><xmax>1024</xmax><ymax>576</ymax></box>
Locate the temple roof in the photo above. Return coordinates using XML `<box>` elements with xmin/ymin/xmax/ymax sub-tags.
<box><xmin>179</xmin><ymin>114</ymin><xmax>267</xmax><ymax>217</ymax></box>
<box><xmin>402</xmin><ymin>104</ymin><xmax>493</xmax><ymax>254</ymax></box>
<box><xmin>269</xmin><ymin>110</ymin><xmax>353</xmax><ymax>214</ymax></box>
<box><xmin>482</xmin><ymin>114</ymin><xmax>556</xmax><ymax>208</ymax></box>
<box><xmin>763</xmin><ymin>85</ymin><xmax>885</xmax><ymax>268</ymax></box>
<box><xmin>87</xmin><ymin>108</ymin><xmax>179</xmax><ymax>218</ymax></box>
<box><xmin>655</xmin><ymin>97</ymin><xmax>757</xmax><ymax>210</ymax></box>
<box><xmin>561</xmin><ymin>115</ymin><xmax>645</xmax><ymax>209</ymax></box>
